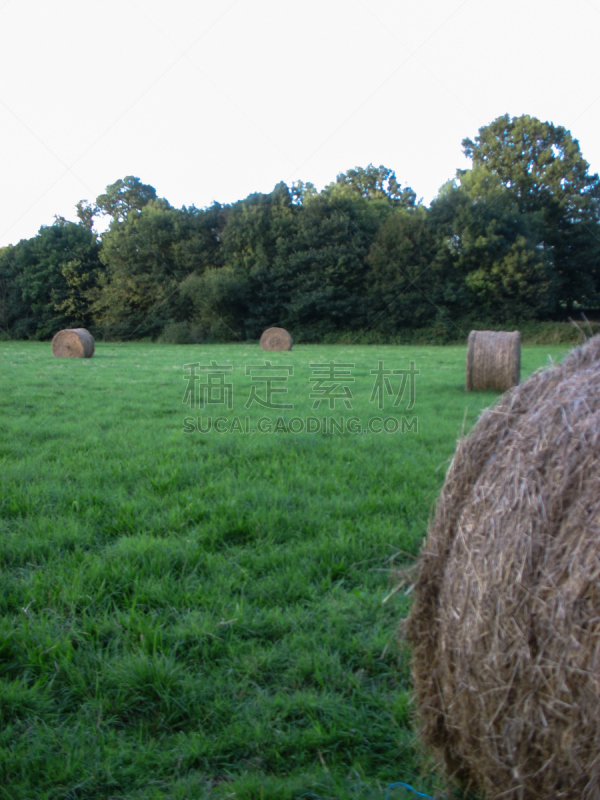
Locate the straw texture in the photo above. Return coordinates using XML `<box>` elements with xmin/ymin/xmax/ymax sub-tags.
<box><xmin>260</xmin><ymin>327</ymin><xmax>293</xmax><ymax>351</ymax></box>
<box><xmin>465</xmin><ymin>330</ymin><xmax>520</xmax><ymax>392</ymax></box>
<box><xmin>406</xmin><ymin>335</ymin><xmax>600</xmax><ymax>799</ymax></box>
<box><xmin>51</xmin><ymin>328</ymin><xmax>95</xmax><ymax>358</ymax></box>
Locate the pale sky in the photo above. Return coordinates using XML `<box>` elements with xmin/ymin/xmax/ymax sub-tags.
<box><xmin>1</xmin><ymin>0</ymin><xmax>599</xmax><ymax>247</ymax></box>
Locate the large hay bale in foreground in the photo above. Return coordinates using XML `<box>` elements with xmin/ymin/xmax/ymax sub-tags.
<box><xmin>51</xmin><ymin>328</ymin><xmax>95</xmax><ymax>358</ymax></box>
<box><xmin>406</xmin><ymin>335</ymin><xmax>600</xmax><ymax>800</ymax></box>
<box><xmin>260</xmin><ymin>327</ymin><xmax>293</xmax><ymax>351</ymax></box>
<box><xmin>465</xmin><ymin>329</ymin><xmax>520</xmax><ymax>392</ymax></box>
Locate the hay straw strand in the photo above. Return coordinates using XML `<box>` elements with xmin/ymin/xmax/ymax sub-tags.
<box><xmin>260</xmin><ymin>327</ymin><xmax>293</xmax><ymax>351</ymax></box>
<box><xmin>465</xmin><ymin>330</ymin><xmax>520</xmax><ymax>392</ymax></box>
<box><xmin>51</xmin><ymin>328</ymin><xmax>95</xmax><ymax>358</ymax></box>
<box><xmin>407</xmin><ymin>335</ymin><xmax>600</xmax><ymax>799</ymax></box>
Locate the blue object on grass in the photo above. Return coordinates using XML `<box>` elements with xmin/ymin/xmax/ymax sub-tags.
<box><xmin>385</xmin><ymin>781</ymin><xmax>435</xmax><ymax>799</ymax></box>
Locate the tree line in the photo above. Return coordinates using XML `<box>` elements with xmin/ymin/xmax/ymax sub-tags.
<box><xmin>1</xmin><ymin>114</ymin><xmax>599</xmax><ymax>344</ymax></box>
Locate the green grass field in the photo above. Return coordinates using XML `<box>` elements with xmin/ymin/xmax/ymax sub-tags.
<box><xmin>0</xmin><ymin>341</ymin><xmax>572</xmax><ymax>800</ymax></box>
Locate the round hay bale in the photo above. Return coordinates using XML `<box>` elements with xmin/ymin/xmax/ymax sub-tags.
<box><xmin>51</xmin><ymin>328</ymin><xmax>95</xmax><ymax>358</ymax></box>
<box><xmin>259</xmin><ymin>327</ymin><xmax>293</xmax><ymax>351</ymax></box>
<box><xmin>465</xmin><ymin>329</ymin><xmax>520</xmax><ymax>392</ymax></box>
<box><xmin>406</xmin><ymin>335</ymin><xmax>600</xmax><ymax>799</ymax></box>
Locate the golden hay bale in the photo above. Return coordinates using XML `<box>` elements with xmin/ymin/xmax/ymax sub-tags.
<box><xmin>51</xmin><ymin>328</ymin><xmax>95</xmax><ymax>358</ymax></box>
<box><xmin>465</xmin><ymin>329</ymin><xmax>520</xmax><ymax>392</ymax></box>
<box><xmin>259</xmin><ymin>327</ymin><xmax>293</xmax><ymax>351</ymax></box>
<box><xmin>406</xmin><ymin>335</ymin><xmax>600</xmax><ymax>800</ymax></box>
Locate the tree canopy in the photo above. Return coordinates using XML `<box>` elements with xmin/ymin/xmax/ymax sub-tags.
<box><xmin>1</xmin><ymin>219</ymin><xmax>101</xmax><ymax>339</ymax></box>
<box><xmin>328</xmin><ymin>164</ymin><xmax>416</xmax><ymax>208</ymax></box>
<box><xmin>462</xmin><ymin>114</ymin><xmax>600</xmax><ymax>311</ymax></box>
<box><xmin>94</xmin><ymin>176</ymin><xmax>158</xmax><ymax>224</ymax></box>
<box><xmin>2</xmin><ymin>114</ymin><xmax>599</xmax><ymax>343</ymax></box>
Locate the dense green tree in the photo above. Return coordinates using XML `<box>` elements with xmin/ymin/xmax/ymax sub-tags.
<box><xmin>366</xmin><ymin>206</ymin><xmax>442</xmax><ymax>331</ymax></box>
<box><xmin>179</xmin><ymin>267</ymin><xmax>249</xmax><ymax>340</ymax></box>
<box><xmin>75</xmin><ymin>200</ymin><xmax>96</xmax><ymax>231</ymax></box>
<box><xmin>0</xmin><ymin>245</ymin><xmax>27</xmax><ymax>337</ymax></box>
<box><xmin>1</xmin><ymin>220</ymin><xmax>102</xmax><ymax>339</ymax></box>
<box><xmin>94</xmin><ymin>176</ymin><xmax>158</xmax><ymax>223</ymax></box>
<box><xmin>281</xmin><ymin>190</ymin><xmax>384</xmax><ymax>337</ymax></box>
<box><xmin>462</xmin><ymin>114</ymin><xmax>600</xmax><ymax>311</ymax></box>
<box><xmin>92</xmin><ymin>198</ymin><xmax>226</xmax><ymax>339</ymax></box>
<box><xmin>329</xmin><ymin>164</ymin><xmax>416</xmax><ymax>208</ymax></box>
<box><xmin>219</xmin><ymin>182</ymin><xmax>297</xmax><ymax>335</ymax></box>
<box><xmin>428</xmin><ymin>168</ymin><xmax>557</xmax><ymax>322</ymax></box>
<box><xmin>171</xmin><ymin>202</ymin><xmax>228</xmax><ymax>276</ymax></box>
<box><xmin>8</xmin><ymin>137</ymin><xmax>595</xmax><ymax>343</ymax></box>
<box><xmin>213</xmin><ymin>177</ymin><xmax>396</xmax><ymax>338</ymax></box>
<box><xmin>221</xmin><ymin>182</ymin><xmax>295</xmax><ymax>274</ymax></box>
<box><xmin>290</xmin><ymin>180</ymin><xmax>318</xmax><ymax>205</ymax></box>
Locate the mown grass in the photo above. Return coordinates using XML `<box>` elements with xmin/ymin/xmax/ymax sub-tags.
<box><xmin>0</xmin><ymin>341</ymin><xmax>571</xmax><ymax>799</ymax></box>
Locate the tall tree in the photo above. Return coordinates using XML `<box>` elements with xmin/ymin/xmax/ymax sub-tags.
<box><xmin>0</xmin><ymin>245</ymin><xmax>27</xmax><ymax>337</ymax></box>
<box><xmin>75</xmin><ymin>200</ymin><xmax>96</xmax><ymax>232</ymax></box>
<box><xmin>219</xmin><ymin>182</ymin><xmax>297</xmax><ymax>336</ymax></box>
<box><xmin>366</xmin><ymin>206</ymin><xmax>442</xmax><ymax>331</ymax></box>
<box><xmin>329</xmin><ymin>164</ymin><xmax>416</xmax><ymax>208</ymax></box>
<box><xmin>92</xmin><ymin>200</ymin><xmax>224</xmax><ymax>339</ymax></box>
<box><xmin>281</xmin><ymin>190</ymin><xmax>384</xmax><ymax>336</ymax></box>
<box><xmin>0</xmin><ymin>220</ymin><xmax>102</xmax><ymax>339</ymax></box>
<box><xmin>462</xmin><ymin>115</ymin><xmax>600</xmax><ymax>312</ymax></box>
<box><xmin>94</xmin><ymin>176</ymin><xmax>158</xmax><ymax>224</ymax></box>
<box><xmin>429</xmin><ymin>169</ymin><xmax>558</xmax><ymax>323</ymax></box>
<box><xmin>171</xmin><ymin>202</ymin><xmax>228</xmax><ymax>276</ymax></box>
<box><xmin>179</xmin><ymin>267</ymin><xmax>249</xmax><ymax>340</ymax></box>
